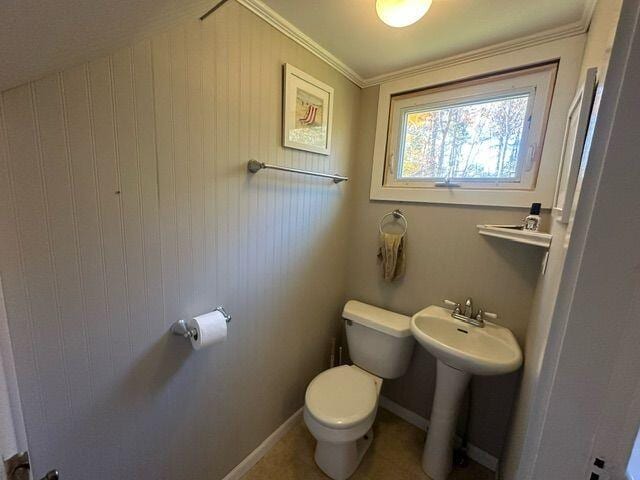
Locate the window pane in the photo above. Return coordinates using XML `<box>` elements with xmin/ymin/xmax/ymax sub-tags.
<box><xmin>398</xmin><ymin>94</ymin><xmax>530</xmax><ymax>181</ymax></box>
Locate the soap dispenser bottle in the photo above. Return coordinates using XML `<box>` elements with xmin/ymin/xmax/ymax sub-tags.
<box><xmin>524</xmin><ymin>203</ymin><xmax>541</xmax><ymax>231</ymax></box>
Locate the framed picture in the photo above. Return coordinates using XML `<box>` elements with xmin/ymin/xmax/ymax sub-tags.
<box><xmin>563</xmin><ymin>80</ymin><xmax>604</xmax><ymax>245</ymax></box>
<box><xmin>282</xmin><ymin>64</ymin><xmax>334</xmax><ymax>155</ymax></box>
<box><xmin>553</xmin><ymin>67</ymin><xmax>597</xmax><ymax>224</ymax></box>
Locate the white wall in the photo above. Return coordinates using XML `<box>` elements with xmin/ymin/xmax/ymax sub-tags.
<box><xmin>0</xmin><ymin>2</ymin><xmax>360</xmax><ymax>478</ymax></box>
<box><xmin>500</xmin><ymin>0</ymin><xmax>623</xmax><ymax>477</ymax></box>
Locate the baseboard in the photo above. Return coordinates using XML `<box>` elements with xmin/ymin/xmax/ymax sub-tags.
<box><xmin>222</xmin><ymin>398</ymin><xmax>499</xmax><ymax>479</ymax></box>
<box><xmin>379</xmin><ymin>396</ymin><xmax>499</xmax><ymax>473</ymax></box>
<box><xmin>467</xmin><ymin>443</ymin><xmax>500</xmax><ymax>474</ymax></box>
<box><xmin>222</xmin><ymin>408</ymin><xmax>303</xmax><ymax>480</ymax></box>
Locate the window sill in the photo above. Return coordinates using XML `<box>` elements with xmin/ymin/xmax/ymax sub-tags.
<box><xmin>370</xmin><ymin>184</ymin><xmax>554</xmax><ymax>208</ymax></box>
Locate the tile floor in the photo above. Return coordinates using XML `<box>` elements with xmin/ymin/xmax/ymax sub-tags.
<box><xmin>241</xmin><ymin>408</ymin><xmax>494</xmax><ymax>480</ymax></box>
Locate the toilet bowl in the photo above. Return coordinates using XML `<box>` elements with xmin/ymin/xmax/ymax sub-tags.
<box><xmin>303</xmin><ymin>300</ymin><xmax>415</xmax><ymax>480</ymax></box>
<box><xmin>304</xmin><ymin>365</ymin><xmax>382</xmax><ymax>480</ymax></box>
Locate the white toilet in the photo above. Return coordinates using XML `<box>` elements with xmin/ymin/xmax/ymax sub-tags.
<box><xmin>304</xmin><ymin>300</ymin><xmax>415</xmax><ymax>480</ymax></box>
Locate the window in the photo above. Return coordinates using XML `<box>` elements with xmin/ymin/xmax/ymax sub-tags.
<box><xmin>384</xmin><ymin>64</ymin><xmax>557</xmax><ymax>193</ymax></box>
<box><xmin>396</xmin><ymin>93</ymin><xmax>531</xmax><ymax>183</ymax></box>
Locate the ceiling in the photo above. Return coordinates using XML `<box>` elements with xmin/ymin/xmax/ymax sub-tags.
<box><xmin>261</xmin><ymin>0</ymin><xmax>593</xmax><ymax>80</ymax></box>
<box><xmin>0</xmin><ymin>0</ymin><xmax>214</xmax><ymax>92</ymax></box>
<box><xmin>0</xmin><ymin>0</ymin><xmax>593</xmax><ymax>92</ymax></box>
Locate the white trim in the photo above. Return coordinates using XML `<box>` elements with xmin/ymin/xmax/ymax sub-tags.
<box><xmin>467</xmin><ymin>444</ymin><xmax>500</xmax><ymax>478</ymax></box>
<box><xmin>222</xmin><ymin>408</ymin><xmax>303</xmax><ymax>480</ymax></box>
<box><xmin>379</xmin><ymin>396</ymin><xmax>499</xmax><ymax>473</ymax></box>
<box><xmin>369</xmin><ymin>36</ymin><xmax>586</xmax><ymax>208</ymax></box>
<box><xmin>234</xmin><ymin>0</ymin><xmax>597</xmax><ymax>89</ymax></box>
<box><xmin>380</xmin><ymin>396</ymin><xmax>428</xmax><ymax>430</ymax></box>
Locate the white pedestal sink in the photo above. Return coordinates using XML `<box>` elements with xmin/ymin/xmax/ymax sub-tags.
<box><xmin>410</xmin><ymin>305</ymin><xmax>523</xmax><ymax>480</ymax></box>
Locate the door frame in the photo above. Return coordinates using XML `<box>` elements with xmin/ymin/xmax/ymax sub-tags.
<box><xmin>0</xmin><ymin>275</ymin><xmax>28</xmax><ymax>470</ymax></box>
<box><xmin>520</xmin><ymin>0</ymin><xmax>640</xmax><ymax>477</ymax></box>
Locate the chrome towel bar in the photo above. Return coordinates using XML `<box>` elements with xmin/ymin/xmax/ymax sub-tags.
<box><xmin>247</xmin><ymin>159</ymin><xmax>348</xmax><ymax>184</ymax></box>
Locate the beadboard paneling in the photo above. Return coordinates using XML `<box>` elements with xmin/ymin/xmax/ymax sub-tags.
<box><xmin>0</xmin><ymin>2</ymin><xmax>359</xmax><ymax>478</ymax></box>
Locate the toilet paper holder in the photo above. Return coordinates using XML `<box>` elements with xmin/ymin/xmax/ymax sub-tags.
<box><xmin>171</xmin><ymin>306</ymin><xmax>232</xmax><ymax>339</ymax></box>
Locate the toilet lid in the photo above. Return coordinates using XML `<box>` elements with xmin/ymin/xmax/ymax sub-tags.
<box><xmin>305</xmin><ymin>365</ymin><xmax>378</xmax><ymax>430</ymax></box>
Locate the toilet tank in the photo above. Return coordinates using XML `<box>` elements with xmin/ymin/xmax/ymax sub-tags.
<box><xmin>343</xmin><ymin>300</ymin><xmax>414</xmax><ymax>379</ymax></box>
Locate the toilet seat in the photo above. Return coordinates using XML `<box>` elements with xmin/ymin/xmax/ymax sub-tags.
<box><xmin>305</xmin><ymin>365</ymin><xmax>378</xmax><ymax>430</ymax></box>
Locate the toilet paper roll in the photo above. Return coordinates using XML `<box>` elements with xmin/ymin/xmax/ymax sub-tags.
<box><xmin>187</xmin><ymin>310</ymin><xmax>228</xmax><ymax>350</ymax></box>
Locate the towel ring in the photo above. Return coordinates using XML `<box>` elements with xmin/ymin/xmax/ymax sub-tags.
<box><xmin>379</xmin><ymin>209</ymin><xmax>408</xmax><ymax>236</ymax></box>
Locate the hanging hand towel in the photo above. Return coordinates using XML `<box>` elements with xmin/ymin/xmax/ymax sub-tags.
<box><xmin>377</xmin><ymin>232</ymin><xmax>406</xmax><ymax>282</ymax></box>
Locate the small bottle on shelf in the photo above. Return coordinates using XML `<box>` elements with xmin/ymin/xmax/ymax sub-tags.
<box><xmin>524</xmin><ymin>203</ymin><xmax>542</xmax><ymax>231</ymax></box>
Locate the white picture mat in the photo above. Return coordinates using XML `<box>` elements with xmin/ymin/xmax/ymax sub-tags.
<box><xmin>282</xmin><ymin>63</ymin><xmax>334</xmax><ymax>155</ymax></box>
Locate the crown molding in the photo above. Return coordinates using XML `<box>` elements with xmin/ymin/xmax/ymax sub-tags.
<box><xmin>235</xmin><ymin>0</ymin><xmax>365</xmax><ymax>87</ymax></box>
<box><xmin>235</xmin><ymin>0</ymin><xmax>597</xmax><ymax>89</ymax></box>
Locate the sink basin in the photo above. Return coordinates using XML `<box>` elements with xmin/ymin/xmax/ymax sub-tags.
<box><xmin>410</xmin><ymin>305</ymin><xmax>522</xmax><ymax>375</ymax></box>
<box><xmin>410</xmin><ymin>305</ymin><xmax>523</xmax><ymax>480</ymax></box>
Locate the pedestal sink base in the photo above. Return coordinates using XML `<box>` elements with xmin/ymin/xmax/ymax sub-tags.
<box><xmin>422</xmin><ymin>360</ymin><xmax>471</xmax><ymax>480</ymax></box>
<box><xmin>411</xmin><ymin>305</ymin><xmax>523</xmax><ymax>479</ymax></box>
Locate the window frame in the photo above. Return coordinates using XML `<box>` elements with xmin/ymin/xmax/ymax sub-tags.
<box><xmin>385</xmin><ymin>65</ymin><xmax>556</xmax><ymax>192</ymax></box>
<box><xmin>368</xmin><ymin>36</ymin><xmax>586</xmax><ymax>208</ymax></box>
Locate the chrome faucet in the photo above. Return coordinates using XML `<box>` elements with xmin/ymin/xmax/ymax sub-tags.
<box><xmin>443</xmin><ymin>299</ymin><xmax>497</xmax><ymax>328</ymax></box>
<box><xmin>463</xmin><ymin>298</ymin><xmax>473</xmax><ymax>318</ymax></box>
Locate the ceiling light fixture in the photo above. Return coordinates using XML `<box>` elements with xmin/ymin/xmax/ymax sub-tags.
<box><xmin>376</xmin><ymin>0</ymin><xmax>432</xmax><ymax>28</ymax></box>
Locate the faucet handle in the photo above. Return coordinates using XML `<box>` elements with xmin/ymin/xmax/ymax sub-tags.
<box><xmin>443</xmin><ymin>299</ymin><xmax>458</xmax><ymax>307</ymax></box>
<box><xmin>443</xmin><ymin>299</ymin><xmax>461</xmax><ymax>314</ymax></box>
<box><xmin>475</xmin><ymin>309</ymin><xmax>498</xmax><ymax>321</ymax></box>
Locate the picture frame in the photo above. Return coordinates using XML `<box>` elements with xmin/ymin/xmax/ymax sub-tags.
<box><xmin>563</xmin><ymin>81</ymin><xmax>604</xmax><ymax>244</ymax></box>
<box><xmin>282</xmin><ymin>63</ymin><xmax>334</xmax><ymax>155</ymax></box>
<box><xmin>553</xmin><ymin>67</ymin><xmax>598</xmax><ymax>224</ymax></box>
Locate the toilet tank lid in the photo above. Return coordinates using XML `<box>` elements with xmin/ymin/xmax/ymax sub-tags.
<box><xmin>342</xmin><ymin>300</ymin><xmax>412</xmax><ymax>338</ymax></box>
